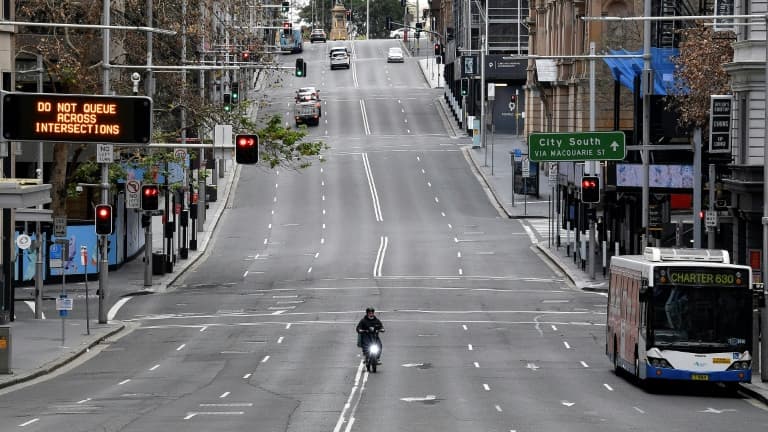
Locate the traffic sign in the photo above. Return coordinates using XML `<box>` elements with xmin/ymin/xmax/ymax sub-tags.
<box><xmin>2</xmin><ymin>92</ymin><xmax>152</xmax><ymax>144</ymax></box>
<box><xmin>528</xmin><ymin>131</ymin><xmax>626</xmax><ymax>162</ymax></box>
<box><xmin>521</xmin><ymin>158</ymin><xmax>530</xmax><ymax>177</ymax></box>
<box><xmin>97</xmin><ymin>144</ymin><xmax>114</xmax><ymax>163</ymax></box>
<box><xmin>126</xmin><ymin>179</ymin><xmax>140</xmax><ymax>209</ymax></box>
<box><xmin>16</xmin><ymin>234</ymin><xmax>31</xmax><ymax>250</ymax></box>
<box><xmin>53</xmin><ymin>216</ymin><xmax>67</xmax><ymax>237</ymax></box>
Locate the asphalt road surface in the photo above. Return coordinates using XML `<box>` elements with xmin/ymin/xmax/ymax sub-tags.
<box><xmin>1</xmin><ymin>39</ymin><xmax>767</xmax><ymax>432</ymax></box>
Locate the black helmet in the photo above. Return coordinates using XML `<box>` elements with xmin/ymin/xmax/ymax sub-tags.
<box><xmin>366</xmin><ymin>307</ymin><xmax>375</xmax><ymax>314</ymax></box>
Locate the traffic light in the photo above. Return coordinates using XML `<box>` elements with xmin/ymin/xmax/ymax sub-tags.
<box><xmin>241</xmin><ymin>51</ymin><xmax>250</xmax><ymax>62</ymax></box>
<box><xmin>231</xmin><ymin>82</ymin><xmax>239</xmax><ymax>104</ymax></box>
<box><xmin>434</xmin><ymin>43</ymin><xmax>441</xmax><ymax>56</ymax></box>
<box><xmin>415</xmin><ymin>22</ymin><xmax>423</xmax><ymax>30</ymax></box>
<box><xmin>95</xmin><ymin>204</ymin><xmax>113</xmax><ymax>235</ymax></box>
<box><xmin>141</xmin><ymin>184</ymin><xmax>159</xmax><ymax>211</ymax></box>
<box><xmin>282</xmin><ymin>1</ymin><xmax>289</xmax><ymax>13</ymax></box>
<box><xmin>386</xmin><ymin>17</ymin><xmax>392</xmax><ymax>31</ymax></box>
<box><xmin>511</xmin><ymin>95</ymin><xmax>517</xmax><ymax>103</ymax></box>
<box><xmin>460</xmin><ymin>78</ymin><xmax>469</xmax><ymax>96</ymax></box>
<box><xmin>283</xmin><ymin>21</ymin><xmax>292</xmax><ymax>36</ymax></box>
<box><xmin>223</xmin><ymin>93</ymin><xmax>232</xmax><ymax>111</ymax></box>
<box><xmin>235</xmin><ymin>134</ymin><xmax>259</xmax><ymax>164</ymax></box>
<box><xmin>581</xmin><ymin>176</ymin><xmax>600</xmax><ymax>203</ymax></box>
<box><xmin>295</xmin><ymin>58</ymin><xmax>306</xmax><ymax>77</ymax></box>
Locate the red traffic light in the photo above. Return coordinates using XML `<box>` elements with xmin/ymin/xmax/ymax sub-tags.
<box><xmin>141</xmin><ymin>184</ymin><xmax>160</xmax><ymax>211</ymax></box>
<box><xmin>95</xmin><ymin>204</ymin><xmax>113</xmax><ymax>235</ymax></box>
<box><xmin>581</xmin><ymin>175</ymin><xmax>600</xmax><ymax>203</ymax></box>
<box><xmin>236</xmin><ymin>134</ymin><xmax>259</xmax><ymax>164</ymax></box>
<box><xmin>242</xmin><ymin>51</ymin><xmax>250</xmax><ymax>61</ymax></box>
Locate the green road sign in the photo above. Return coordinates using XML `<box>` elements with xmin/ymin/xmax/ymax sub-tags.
<box><xmin>528</xmin><ymin>131</ymin><xmax>626</xmax><ymax>162</ymax></box>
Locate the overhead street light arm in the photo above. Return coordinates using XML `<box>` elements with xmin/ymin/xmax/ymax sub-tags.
<box><xmin>0</xmin><ymin>20</ymin><xmax>177</xmax><ymax>35</ymax></box>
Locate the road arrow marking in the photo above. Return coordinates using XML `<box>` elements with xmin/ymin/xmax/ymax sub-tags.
<box><xmin>401</xmin><ymin>395</ymin><xmax>437</xmax><ymax>402</ymax></box>
<box><xmin>699</xmin><ymin>407</ymin><xmax>737</xmax><ymax>414</ymax></box>
<box><xmin>526</xmin><ymin>362</ymin><xmax>540</xmax><ymax>371</ymax></box>
<box><xmin>561</xmin><ymin>401</ymin><xmax>575</xmax><ymax>407</ymax></box>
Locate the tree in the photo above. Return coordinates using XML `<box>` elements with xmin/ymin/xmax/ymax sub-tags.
<box><xmin>15</xmin><ymin>0</ymin><xmax>325</xmax><ymax>219</ymax></box>
<box><xmin>667</xmin><ymin>24</ymin><xmax>734</xmax><ymax>131</ymax></box>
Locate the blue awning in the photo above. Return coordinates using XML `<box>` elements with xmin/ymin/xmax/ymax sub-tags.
<box><xmin>603</xmin><ymin>48</ymin><xmax>679</xmax><ymax>96</ymax></box>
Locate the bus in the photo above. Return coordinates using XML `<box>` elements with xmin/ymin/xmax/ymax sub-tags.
<box><xmin>606</xmin><ymin>247</ymin><xmax>753</xmax><ymax>383</ymax></box>
<box><xmin>280</xmin><ymin>29</ymin><xmax>303</xmax><ymax>54</ymax></box>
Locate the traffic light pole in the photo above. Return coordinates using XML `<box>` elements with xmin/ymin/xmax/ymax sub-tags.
<box><xmin>144</xmin><ymin>214</ymin><xmax>152</xmax><ymax>287</ymax></box>
<box><xmin>99</xmin><ymin>1</ymin><xmax>111</xmax><ymax>324</ymax></box>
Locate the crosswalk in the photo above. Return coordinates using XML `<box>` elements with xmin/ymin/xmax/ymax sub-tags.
<box><xmin>522</xmin><ymin>218</ymin><xmax>577</xmax><ymax>246</ymax></box>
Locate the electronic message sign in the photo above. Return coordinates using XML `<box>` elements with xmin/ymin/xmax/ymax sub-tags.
<box><xmin>2</xmin><ymin>92</ymin><xmax>152</xmax><ymax>144</ymax></box>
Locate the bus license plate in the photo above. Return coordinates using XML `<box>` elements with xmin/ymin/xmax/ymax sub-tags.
<box><xmin>691</xmin><ymin>374</ymin><xmax>709</xmax><ymax>381</ymax></box>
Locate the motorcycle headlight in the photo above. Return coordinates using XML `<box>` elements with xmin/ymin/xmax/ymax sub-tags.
<box><xmin>369</xmin><ymin>345</ymin><xmax>380</xmax><ymax>354</ymax></box>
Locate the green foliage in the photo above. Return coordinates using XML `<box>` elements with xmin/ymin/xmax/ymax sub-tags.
<box><xmin>254</xmin><ymin>114</ymin><xmax>328</xmax><ymax>168</ymax></box>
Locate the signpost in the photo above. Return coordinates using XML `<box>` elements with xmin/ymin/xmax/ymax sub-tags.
<box><xmin>126</xmin><ymin>180</ymin><xmax>140</xmax><ymax>209</ymax></box>
<box><xmin>528</xmin><ymin>131</ymin><xmax>626</xmax><ymax>162</ymax></box>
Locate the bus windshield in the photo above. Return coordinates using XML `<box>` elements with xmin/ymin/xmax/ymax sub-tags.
<box><xmin>649</xmin><ymin>284</ymin><xmax>751</xmax><ymax>351</ymax></box>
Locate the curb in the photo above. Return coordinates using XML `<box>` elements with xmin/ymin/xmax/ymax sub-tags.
<box><xmin>0</xmin><ymin>322</ymin><xmax>125</xmax><ymax>390</ymax></box>
<box><xmin>461</xmin><ymin>146</ymin><xmax>511</xmax><ymax>219</ymax></box>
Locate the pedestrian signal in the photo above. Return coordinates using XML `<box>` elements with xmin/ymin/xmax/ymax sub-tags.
<box><xmin>460</xmin><ymin>78</ymin><xmax>469</xmax><ymax>96</ymax></box>
<box><xmin>295</xmin><ymin>58</ymin><xmax>306</xmax><ymax>77</ymax></box>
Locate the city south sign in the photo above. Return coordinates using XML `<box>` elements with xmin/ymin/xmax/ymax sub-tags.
<box><xmin>528</xmin><ymin>131</ymin><xmax>626</xmax><ymax>162</ymax></box>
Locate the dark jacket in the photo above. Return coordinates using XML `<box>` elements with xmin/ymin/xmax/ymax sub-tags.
<box><xmin>356</xmin><ymin>315</ymin><xmax>384</xmax><ymax>334</ymax></box>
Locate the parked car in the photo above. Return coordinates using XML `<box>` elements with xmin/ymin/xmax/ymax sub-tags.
<box><xmin>387</xmin><ymin>47</ymin><xmax>404</xmax><ymax>63</ymax></box>
<box><xmin>310</xmin><ymin>28</ymin><xmax>326</xmax><ymax>43</ymax></box>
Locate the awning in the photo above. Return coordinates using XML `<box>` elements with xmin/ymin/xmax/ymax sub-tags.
<box><xmin>603</xmin><ymin>48</ymin><xmax>679</xmax><ymax>96</ymax></box>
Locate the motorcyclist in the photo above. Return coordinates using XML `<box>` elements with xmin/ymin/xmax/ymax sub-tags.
<box><xmin>356</xmin><ymin>307</ymin><xmax>384</xmax><ymax>363</ymax></box>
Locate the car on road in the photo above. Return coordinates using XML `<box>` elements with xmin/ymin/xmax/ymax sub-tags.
<box><xmin>330</xmin><ymin>51</ymin><xmax>351</xmax><ymax>70</ymax></box>
<box><xmin>387</xmin><ymin>47</ymin><xmax>404</xmax><ymax>63</ymax></box>
<box><xmin>310</xmin><ymin>28</ymin><xmax>326</xmax><ymax>43</ymax></box>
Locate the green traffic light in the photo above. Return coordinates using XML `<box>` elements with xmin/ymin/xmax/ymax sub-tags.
<box><xmin>225</xmin><ymin>105</ymin><xmax>231</xmax><ymax>112</ymax></box>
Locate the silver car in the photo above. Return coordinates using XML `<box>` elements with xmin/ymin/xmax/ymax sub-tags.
<box><xmin>330</xmin><ymin>51</ymin><xmax>351</xmax><ymax>70</ymax></box>
<box><xmin>387</xmin><ymin>47</ymin><xmax>404</xmax><ymax>63</ymax></box>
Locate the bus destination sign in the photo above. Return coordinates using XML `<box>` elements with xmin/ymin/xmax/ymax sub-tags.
<box><xmin>2</xmin><ymin>92</ymin><xmax>152</xmax><ymax>144</ymax></box>
<box><xmin>655</xmin><ymin>268</ymin><xmax>746</xmax><ymax>286</ymax></box>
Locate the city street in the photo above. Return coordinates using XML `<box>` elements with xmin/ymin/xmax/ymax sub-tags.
<box><xmin>0</xmin><ymin>39</ymin><xmax>766</xmax><ymax>432</ymax></box>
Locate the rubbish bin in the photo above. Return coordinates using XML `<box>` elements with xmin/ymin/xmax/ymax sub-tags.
<box><xmin>206</xmin><ymin>185</ymin><xmax>218</xmax><ymax>202</ymax></box>
<box><xmin>0</xmin><ymin>327</ymin><xmax>10</xmax><ymax>374</ymax></box>
<box><xmin>152</xmin><ymin>252</ymin><xmax>166</xmax><ymax>276</ymax></box>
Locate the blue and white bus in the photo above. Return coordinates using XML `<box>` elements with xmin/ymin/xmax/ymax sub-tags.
<box><xmin>280</xmin><ymin>29</ymin><xmax>303</xmax><ymax>54</ymax></box>
<box><xmin>607</xmin><ymin>247</ymin><xmax>754</xmax><ymax>383</ymax></box>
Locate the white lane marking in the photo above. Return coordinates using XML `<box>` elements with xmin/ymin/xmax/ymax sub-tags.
<box><xmin>24</xmin><ymin>301</ymin><xmax>44</xmax><ymax>318</ymax></box>
<box><xmin>561</xmin><ymin>401</ymin><xmax>575</xmax><ymax>407</ymax></box>
<box><xmin>200</xmin><ymin>326</ymin><xmax>208</xmax><ymax>332</ymax></box>
<box><xmin>277</xmin><ymin>336</ymin><xmax>284</xmax><ymax>344</ymax></box>
<box><xmin>522</xmin><ymin>224</ymin><xmax>538</xmax><ymax>244</ymax></box>
<box><xmin>457</xmin><ymin>251</ymin><xmax>461</xmax><ymax>258</ymax></box>
<box><xmin>19</xmin><ymin>418</ymin><xmax>39</xmax><ymax>427</ymax></box>
<box><xmin>333</xmin><ymin>361</ymin><xmax>368</xmax><ymax>432</ymax></box>
<box><xmin>261</xmin><ymin>355</ymin><xmax>270</xmax><ymax>363</ymax></box>
<box><xmin>374</xmin><ymin>236</ymin><xmax>389</xmax><ymax>277</ymax></box>
<box><xmin>462</xmin><ymin>324</ymin><xmax>468</xmax><ymax>330</ymax></box>
<box><xmin>580</xmin><ymin>361</ymin><xmax>589</xmax><ymax>368</ymax></box>
<box><xmin>603</xmin><ymin>383</ymin><xmax>614</xmax><ymax>391</ymax></box>
<box><xmin>243</xmin><ymin>271</ymin><xmax>249</xmax><ymax>278</ymax></box>
<box><xmin>243</xmin><ymin>373</ymin><xmax>252</xmax><ymax>379</ymax></box>
<box><xmin>563</xmin><ymin>341</ymin><xmax>571</xmax><ymax>349</ymax></box>
<box><xmin>352</xmin><ymin>60</ymin><xmax>359</xmax><ymax>88</ymax></box>
<box><xmin>526</xmin><ymin>363</ymin><xmax>540</xmax><ymax>371</ymax></box>
<box><xmin>176</xmin><ymin>344</ymin><xmax>186</xmax><ymax>351</ymax></box>
<box><xmin>200</xmin><ymin>403</ymin><xmax>253</xmax><ymax>407</ymax></box>
<box><xmin>495</xmin><ymin>405</ymin><xmax>503</xmax><ymax>412</ymax></box>
<box><xmin>108</xmin><ymin>296</ymin><xmax>133</xmax><ymax>321</ymax></box>
<box><xmin>468</xmin><ymin>344</ymin><xmax>473</xmax><ymax>351</ymax></box>
<box><xmin>286</xmin><ymin>323</ymin><xmax>292</xmax><ymax>329</ymax></box>
<box><xmin>360</xmin><ymin>100</ymin><xmax>371</xmax><ymax>135</ymax></box>
<box><xmin>220</xmin><ymin>391</ymin><xmax>230</xmax><ymax>398</ymax></box>
<box><xmin>401</xmin><ymin>395</ymin><xmax>437</xmax><ymax>402</ymax></box>
<box><xmin>551</xmin><ymin>325</ymin><xmax>558</xmax><ymax>331</ymax></box>
<box><xmin>483</xmin><ymin>384</ymin><xmax>490</xmax><ymax>391</ymax></box>
<box><xmin>77</xmin><ymin>398</ymin><xmax>91</xmax><ymax>404</ymax></box>
<box><xmin>149</xmin><ymin>364</ymin><xmax>160</xmax><ymax>371</ymax></box>
<box><xmin>307</xmin><ymin>267</ymin><xmax>313</xmax><ymax>274</ymax></box>
<box><xmin>185</xmin><ymin>411</ymin><xmax>243</xmax><ymax>420</ymax></box>
<box><xmin>362</xmin><ymin>153</ymin><xmax>382</xmax><ymax>221</ymax></box>
<box><xmin>427</xmin><ymin>182</ymin><xmax>431</xmax><ymax>187</ymax></box>
<box><xmin>474</xmin><ymin>362</ymin><xmax>480</xmax><ymax>368</ymax></box>
<box><xmin>118</xmin><ymin>379</ymin><xmax>131</xmax><ymax>385</ymax></box>
<box><xmin>458</xmin><ymin>268</ymin><xmax>463</xmax><ymax>276</ymax></box>
<box><xmin>633</xmin><ymin>406</ymin><xmax>645</xmax><ymax>414</ymax></box>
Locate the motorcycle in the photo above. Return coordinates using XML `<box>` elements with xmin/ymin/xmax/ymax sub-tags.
<box><xmin>361</xmin><ymin>327</ymin><xmax>384</xmax><ymax>373</ymax></box>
